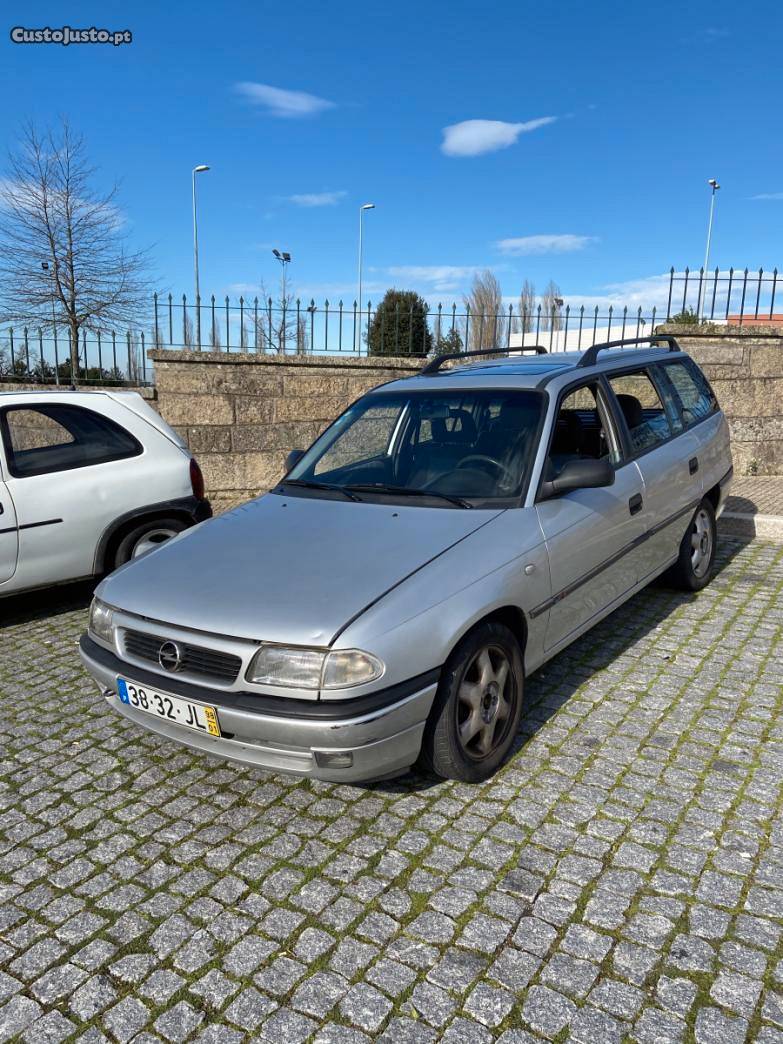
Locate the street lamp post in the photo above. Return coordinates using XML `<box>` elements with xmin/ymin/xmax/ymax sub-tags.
<box><xmin>698</xmin><ymin>178</ymin><xmax>720</xmax><ymax>321</ymax></box>
<box><xmin>272</xmin><ymin>250</ymin><xmax>292</xmax><ymax>352</ymax></box>
<box><xmin>192</xmin><ymin>165</ymin><xmax>210</xmax><ymax>348</ymax></box>
<box><xmin>358</xmin><ymin>203</ymin><xmax>375</xmax><ymax>348</ymax></box>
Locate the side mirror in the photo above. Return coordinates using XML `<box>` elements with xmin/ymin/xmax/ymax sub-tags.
<box><xmin>540</xmin><ymin>458</ymin><xmax>615</xmax><ymax>501</ymax></box>
<box><xmin>285</xmin><ymin>449</ymin><xmax>305</xmax><ymax>473</ymax></box>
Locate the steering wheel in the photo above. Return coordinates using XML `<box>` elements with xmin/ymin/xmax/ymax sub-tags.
<box><xmin>456</xmin><ymin>454</ymin><xmax>516</xmax><ymax>484</ymax></box>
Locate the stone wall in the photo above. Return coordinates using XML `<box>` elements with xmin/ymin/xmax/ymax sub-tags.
<box><xmin>148</xmin><ymin>332</ymin><xmax>783</xmax><ymax>504</ymax></box>
<box><xmin>149</xmin><ymin>352</ymin><xmax>423</xmax><ymax>504</ymax></box>
<box><xmin>659</xmin><ymin>325</ymin><xmax>783</xmax><ymax>476</ymax></box>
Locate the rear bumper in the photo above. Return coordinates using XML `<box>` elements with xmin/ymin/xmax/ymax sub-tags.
<box><xmin>716</xmin><ymin>465</ymin><xmax>733</xmax><ymax>519</ymax></box>
<box><xmin>192</xmin><ymin>497</ymin><xmax>212</xmax><ymax>523</ymax></box>
<box><xmin>79</xmin><ymin>635</ymin><xmax>437</xmax><ymax>782</ymax></box>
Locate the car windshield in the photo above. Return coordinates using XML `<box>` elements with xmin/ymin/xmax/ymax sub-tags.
<box><xmin>284</xmin><ymin>389</ymin><xmax>544</xmax><ymax>504</ymax></box>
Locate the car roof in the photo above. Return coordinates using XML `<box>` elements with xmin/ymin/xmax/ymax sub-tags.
<box><xmin>372</xmin><ymin>346</ymin><xmax>685</xmax><ymax>395</ymax></box>
<box><xmin>0</xmin><ymin>388</ymin><xmax>109</xmax><ymax>398</ymax></box>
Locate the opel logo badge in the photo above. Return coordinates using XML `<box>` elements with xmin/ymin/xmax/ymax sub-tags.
<box><xmin>158</xmin><ymin>640</ymin><xmax>184</xmax><ymax>672</ymax></box>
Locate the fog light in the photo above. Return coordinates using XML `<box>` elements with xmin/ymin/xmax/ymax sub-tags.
<box><xmin>314</xmin><ymin>750</ymin><xmax>354</xmax><ymax>769</ymax></box>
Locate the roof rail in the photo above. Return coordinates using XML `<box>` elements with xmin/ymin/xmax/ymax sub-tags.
<box><xmin>576</xmin><ymin>334</ymin><xmax>681</xmax><ymax>369</ymax></box>
<box><xmin>420</xmin><ymin>344</ymin><xmax>547</xmax><ymax>375</ymax></box>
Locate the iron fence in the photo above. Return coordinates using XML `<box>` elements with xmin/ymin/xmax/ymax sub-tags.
<box><xmin>666</xmin><ymin>266</ymin><xmax>781</xmax><ymax>324</ymax></box>
<box><xmin>148</xmin><ymin>291</ymin><xmax>670</xmax><ymax>358</ymax></box>
<box><xmin>2</xmin><ymin>267</ymin><xmax>781</xmax><ymax>386</ymax></box>
<box><xmin>0</xmin><ymin>326</ymin><xmax>153</xmax><ymax>387</ymax></box>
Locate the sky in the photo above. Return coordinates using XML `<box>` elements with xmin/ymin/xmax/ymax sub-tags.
<box><xmin>2</xmin><ymin>0</ymin><xmax>783</xmax><ymax>317</ymax></box>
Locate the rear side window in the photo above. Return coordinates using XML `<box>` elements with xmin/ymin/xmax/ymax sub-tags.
<box><xmin>1</xmin><ymin>404</ymin><xmax>141</xmax><ymax>478</ymax></box>
<box><xmin>660</xmin><ymin>359</ymin><xmax>718</xmax><ymax>427</ymax></box>
<box><xmin>607</xmin><ymin>369</ymin><xmax>672</xmax><ymax>454</ymax></box>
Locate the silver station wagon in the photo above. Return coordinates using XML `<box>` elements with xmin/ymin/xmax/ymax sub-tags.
<box><xmin>80</xmin><ymin>335</ymin><xmax>733</xmax><ymax>783</ymax></box>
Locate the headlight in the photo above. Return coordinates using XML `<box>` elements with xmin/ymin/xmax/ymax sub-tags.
<box><xmin>88</xmin><ymin>598</ymin><xmax>115</xmax><ymax>645</ymax></box>
<box><xmin>246</xmin><ymin>645</ymin><xmax>384</xmax><ymax>689</ymax></box>
<box><xmin>321</xmin><ymin>650</ymin><xmax>384</xmax><ymax>689</ymax></box>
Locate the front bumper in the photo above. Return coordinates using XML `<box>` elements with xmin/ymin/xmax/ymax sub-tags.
<box><xmin>79</xmin><ymin>635</ymin><xmax>438</xmax><ymax>783</ymax></box>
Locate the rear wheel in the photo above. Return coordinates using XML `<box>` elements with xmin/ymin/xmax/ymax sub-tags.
<box><xmin>112</xmin><ymin>517</ymin><xmax>187</xmax><ymax>569</ymax></box>
<box><xmin>667</xmin><ymin>498</ymin><xmax>717</xmax><ymax>591</ymax></box>
<box><xmin>419</xmin><ymin>621</ymin><xmax>524</xmax><ymax>782</ymax></box>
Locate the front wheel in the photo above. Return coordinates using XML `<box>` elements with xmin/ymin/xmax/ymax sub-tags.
<box><xmin>419</xmin><ymin>621</ymin><xmax>524</xmax><ymax>783</ymax></box>
<box><xmin>667</xmin><ymin>498</ymin><xmax>717</xmax><ymax>591</ymax></box>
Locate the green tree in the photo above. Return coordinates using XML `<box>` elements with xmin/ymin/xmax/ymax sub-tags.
<box><xmin>433</xmin><ymin>326</ymin><xmax>464</xmax><ymax>356</ymax></box>
<box><xmin>368</xmin><ymin>289</ymin><xmax>433</xmax><ymax>357</ymax></box>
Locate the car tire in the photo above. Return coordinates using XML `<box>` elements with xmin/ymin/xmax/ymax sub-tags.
<box><xmin>419</xmin><ymin>620</ymin><xmax>524</xmax><ymax>783</ymax></box>
<box><xmin>667</xmin><ymin>498</ymin><xmax>717</xmax><ymax>592</ymax></box>
<box><xmin>113</xmin><ymin>518</ymin><xmax>187</xmax><ymax>568</ymax></box>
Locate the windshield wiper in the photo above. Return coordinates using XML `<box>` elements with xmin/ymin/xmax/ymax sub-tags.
<box><xmin>344</xmin><ymin>483</ymin><xmax>473</xmax><ymax>509</ymax></box>
<box><xmin>281</xmin><ymin>479</ymin><xmax>363</xmax><ymax>502</ymax></box>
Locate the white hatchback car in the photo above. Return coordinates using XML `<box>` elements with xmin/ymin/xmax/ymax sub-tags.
<box><xmin>0</xmin><ymin>390</ymin><xmax>211</xmax><ymax>597</ymax></box>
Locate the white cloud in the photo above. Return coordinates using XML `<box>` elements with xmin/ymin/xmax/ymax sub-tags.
<box><xmin>441</xmin><ymin>117</ymin><xmax>556</xmax><ymax>157</ymax></box>
<box><xmin>562</xmin><ymin>273</ymin><xmax>674</xmax><ymax>312</ymax></box>
<box><xmin>235</xmin><ymin>82</ymin><xmax>335</xmax><ymax>118</ymax></box>
<box><xmin>496</xmin><ymin>234</ymin><xmax>596</xmax><ymax>256</ymax></box>
<box><xmin>287</xmin><ymin>191</ymin><xmax>346</xmax><ymax>207</ymax></box>
<box><xmin>751</xmin><ymin>192</ymin><xmax>783</xmax><ymax>201</ymax></box>
<box><xmin>226</xmin><ymin>282</ymin><xmax>259</xmax><ymax>296</ymax></box>
<box><xmin>386</xmin><ymin>265</ymin><xmax>484</xmax><ymax>294</ymax></box>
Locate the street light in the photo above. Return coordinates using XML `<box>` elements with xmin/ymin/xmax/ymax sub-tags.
<box><xmin>272</xmin><ymin>248</ymin><xmax>292</xmax><ymax>299</ymax></box>
<box><xmin>698</xmin><ymin>178</ymin><xmax>720</xmax><ymax>321</ymax></box>
<box><xmin>358</xmin><ymin>203</ymin><xmax>375</xmax><ymax>343</ymax></box>
<box><xmin>272</xmin><ymin>250</ymin><xmax>292</xmax><ymax>352</ymax></box>
<box><xmin>192</xmin><ymin>164</ymin><xmax>210</xmax><ymax>348</ymax></box>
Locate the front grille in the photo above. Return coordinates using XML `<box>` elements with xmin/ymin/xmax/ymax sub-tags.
<box><xmin>122</xmin><ymin>629</ymin><xmax>243</xmax><ymax>684</ymax></box>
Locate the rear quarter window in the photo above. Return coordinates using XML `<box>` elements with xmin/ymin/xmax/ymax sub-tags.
<box><xmin>660</xmin><ymin>359</ymin><xmax>718</xmax><ymax>427</ymax></box>
<box><xmin>1</xmin><ymin>404</ymin><xmax>142</xmax><ymax>478</ymax></box>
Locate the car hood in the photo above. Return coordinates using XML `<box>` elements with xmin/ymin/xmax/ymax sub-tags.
<box><xmin>99</xmin><ymin>493</ymin><xmax>502</xmax><ymax>645</ymax></box>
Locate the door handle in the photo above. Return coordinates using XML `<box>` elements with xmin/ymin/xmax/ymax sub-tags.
<box><xmin>0</xmin><ymin>503</ymin><xmax>3</xmax><ymax>515</ymax></box>
<box><xmin>689</xmin><ymin>457</ymin><xmax>699</xmax><ymax>475</ymax></box>
<box><xmin>629</xmin><ymin>493</ymin><xmax>643</xmax><ymax>516</ymax></box>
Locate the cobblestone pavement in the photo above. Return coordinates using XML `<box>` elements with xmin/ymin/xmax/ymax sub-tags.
<box><xmin>1</xmin><ymin>536</ymin><xmax>782</xmax><ymax>1043</ymax></box>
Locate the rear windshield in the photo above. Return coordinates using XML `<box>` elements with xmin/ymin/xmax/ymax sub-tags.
<box><xmin>285</xmin><ymin>389</ymin><xmax>545</xmax><ymax>504</ymax></box>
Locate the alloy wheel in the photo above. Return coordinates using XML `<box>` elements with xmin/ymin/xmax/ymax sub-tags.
<box><xmin>456</xmin><ymin>644</ymin><xmax>514</xmax><ymax>760</ymax></box>
<box><xmin>132</xmin><ymin>527</ymin><xmax>179</xmax><ymax>559</ymax></box>
<box><xmin>690</xmin><ymin>508</ymin><xmax>713</xmax><ymax>578</ymax></box>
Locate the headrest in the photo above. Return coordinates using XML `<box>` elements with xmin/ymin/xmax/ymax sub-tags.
<box><xmin>617</xmin><ymin>394</ymin><xmax>644</xmax><ymax>430</ymax></box>
<box><xmin>431</xmin><ymin>409</ymin><xmax>477</xmax><ymax>443</ymax></box>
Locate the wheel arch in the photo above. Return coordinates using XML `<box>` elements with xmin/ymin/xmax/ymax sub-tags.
<box><xmin>94</xmin><ymin>501</ymin><xmax>198</xmax><ymax>574</ymax></box>
<box><xmin>704</xmin><ymin>480</ymin><xmax>721</xmax><ymax>513</ymax></box>
<box><xmin>448</xmin><ymin>604</ymin><xmax>528</xmax><ymax>668</ymax></box>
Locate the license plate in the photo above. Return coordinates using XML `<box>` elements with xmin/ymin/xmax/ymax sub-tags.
<box><xmin>116</xmin><ymin>678</ymin><xmax>221</xmax><ymax>737</ymax></box>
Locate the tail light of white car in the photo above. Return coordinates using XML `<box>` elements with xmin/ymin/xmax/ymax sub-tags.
<box><xmin>190</xmin><ymin>458</ymin><xmax>206</xmax><ymax>500</ymax></box>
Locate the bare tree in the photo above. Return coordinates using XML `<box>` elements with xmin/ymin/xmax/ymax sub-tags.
<box><xmin>518</xmin><ymin>279</ymin><xmax>536</xmax><ymax>333</ymax></box>
<box><xmin>296</xmin><ymin>314</ymin><xmax>309</xmax><ymax>354</ymax></box>
<box><xmin>253</xmin><ymin>281</ymin><xmax>301</xmax><ymax>353</ymax></box>
<box><xmin>208</xmin><ymin>318</ymin><xmax>222</xmax><ymax>350</ymax></box>
<box><xmin>0</xmin><ymin>120</ymin><xmax>149</xmax><ymax>380</ymax></box>
<box><xmin>182</xmin><ymin>311</ymin><xmax>194</xmax><ymax>349</ymax></box>
<box><xmin>126</xmin><ymin>331</ymin><xmax>143</xmax><ymax>384</ymax></box>
<box><xmin>464</xmin><ymin>270</ymin><xmax>506</xmax><ymax>350</ymax></box>
<box><xmin>541</xmin><ymin>279</ymin><xmax>564</xmax><ymax>332</ymax></box>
